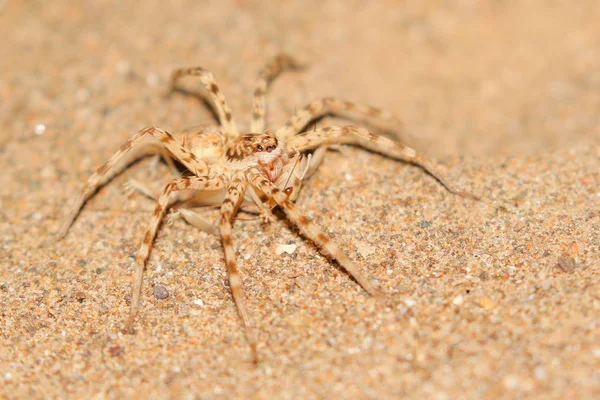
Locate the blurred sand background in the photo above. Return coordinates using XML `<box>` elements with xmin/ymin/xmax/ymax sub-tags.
<box><xmin>1</xmin><ymin>0</ymin><xmax>599</xmax><ymax>398</ymax></box>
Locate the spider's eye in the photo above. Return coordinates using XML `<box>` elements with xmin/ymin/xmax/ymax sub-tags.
<box><xmin>255</xmin><ymin>145</ymin><xmax>263</xmax><ymax>152</ymax></box>
<box><xmin>266</xmin><ymin>145</ymin><xmax>275</xmax><ymax>152</ymax></box>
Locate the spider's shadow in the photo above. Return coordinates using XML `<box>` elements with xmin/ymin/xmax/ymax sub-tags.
<box><xmin>168</xmin><ymin>86</ymin><xmax>221</xmax><ymax>126</ymax></box>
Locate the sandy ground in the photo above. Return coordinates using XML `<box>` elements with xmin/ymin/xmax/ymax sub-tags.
<box><xmin>1</xmin><ymin>0</ymin><xmax>599</xmax><ymax>398</ymax></box>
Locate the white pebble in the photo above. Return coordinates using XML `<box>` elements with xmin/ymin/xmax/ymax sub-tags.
<box><xmin>146</xmin><ymin>72</ymin><xmax>160</xmax><ymax>87</ymax></box>
<box><xmin>193</xmin><ymin>299</ymin><xmax>204</xmax><ymax>307</ymax></box>
<box><xmin>404</xmin><ymin>298</ymin><xmax>417</xmax><ymax>307</ymax></box>
<box><xmin>34</xmin><ymin>124</ymin><xmax>46</xmax><ymax>135</ymax></box>
<box><xmin>275</xmin><ymin>243</ymin><xmax>297</xmax><ymax>255</ymax></box>
<box><xmin>534</xmin><ymin>366</ymin><xmax>546</xmax><ymax>379</ymax></box>
<box><xmin>453</xmin><ymin>295</ymin><xmax>464</xmax><ymax>306</ymax></box>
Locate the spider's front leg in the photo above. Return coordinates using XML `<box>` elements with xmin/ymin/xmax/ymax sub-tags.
<box><xmin>288</xmin><ymin>125</ymin><xmax>480</xmax><ymax>200</ymax></box>
<box><xmin>247</xmin><ymin>169</ymin><xmax>384</xmax><ymax>299</ymax></box>
<box><xmin>126</xmin><ymin>175</ymin><xmax>225</xmax><ymax>334</ymax></box>
<box><xmin>218</xmin><ymin>177</ymin><xmax>259</xmax><ymax>363</ymax></box>
<box><xmin>251</xmin><ymin>54</ymin><xmax>303</xmax><ymax>133</ymax></box>
<box><xmin>58</xmin><ymin>126</ymin><xmax>209</xmax><ymax>240</ymax></box>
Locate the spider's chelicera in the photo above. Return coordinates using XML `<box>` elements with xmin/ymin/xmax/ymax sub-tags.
<box><xmin>57</xmin><ymin>54</ymin><xmax>478</xmax><ymax>362</ymax></box>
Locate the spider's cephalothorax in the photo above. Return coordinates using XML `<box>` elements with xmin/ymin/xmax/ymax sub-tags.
<box><xmin>226</xmin><ymin>133</ymin><xmax>288</xmax><ymax>182</ymax></box>
<box><xmin>57</xmin><ymin>54</ymin><xmax>478</xmax><ymax>363</ymax></box>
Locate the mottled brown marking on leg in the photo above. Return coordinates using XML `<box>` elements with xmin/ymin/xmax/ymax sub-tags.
<box><xmin>119</xmin><ymin>139</ymin><xmax>133</xmax><ymax>151</ymax></box>
<box><xmin>317</xmin><ymin>233</ymin><xmax>330</xmax><ymax>243</ymax></box>
<box><xmin>222</xmin><ymin>234</ymin><xmax>233</xmax><ymax>248</ymax></box>
<box><xmin>96</xmin><ymin>163</ymin><xmax>110</xmax><ymax>175</ymax></box>
<box><xmin>209</xmin><ymin>82</ymin><xmax>219</xmax><ymax>94</ymax></box>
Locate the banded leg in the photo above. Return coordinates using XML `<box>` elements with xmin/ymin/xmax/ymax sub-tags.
<box><xmin>288</xmin><ymin>125</ymin><xmax>479</xmax><ymax>200</ymax></box>
<box><xmin>218</xmin><ymin>178</ymin><xmax>258</xmax><ymax>362</ymax></box>
<box><xmin>275</xmin><ymin>97</ymin><xmax>408</xmax><ymax>141</ymax></box>
<box><xmin>251</xmin><ymin>54</ymin><xmax>303</xmax><ymax>132</ymax></box>
<box><xmin>58</xmin><ymin>126</ymin><xmax>209</xmax><ymax>239</ymax></box>
<box><xmin>247</xmin><ymin>169</ymin><xmax>383</xmax><ymax>299</ymax></box>
<box><xmin>126</xmin><ymin>175</ymin><xmax>225</xmax><ymax>334</ymax></box>
<box><xmin>123</xmin><ymin>179</ymin><xmax>218</xmax><ymax>234</ymax></box>
<box><xmin>170</xmin><ymin>67</ymin><xmax>238</xmax><ymax>139</ymax></box>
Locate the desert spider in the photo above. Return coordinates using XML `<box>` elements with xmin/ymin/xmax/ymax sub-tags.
<box><xmin>58</xmin><ymin>54</ymin><xmax>478</xmax><ymax>362</ymax></box>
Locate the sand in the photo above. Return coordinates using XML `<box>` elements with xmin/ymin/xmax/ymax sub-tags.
<box><xmin>1</xmin><ymin>0</ymin><xmax>599</xmax><ymax>398</ymax></box>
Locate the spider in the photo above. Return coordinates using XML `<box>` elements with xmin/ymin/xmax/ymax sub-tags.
<box><xmin>57</xmin><ymin>54</ymin><xmax>478</xmax><ymax>362</ymax></box>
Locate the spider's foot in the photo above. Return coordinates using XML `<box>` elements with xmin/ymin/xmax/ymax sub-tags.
<box><xmin>166</xmin><ymin>209</ymin><xmax>182</xmax><ymax>225</ymax></box>
<box><xmin>259</xmin><ymin>210</ymin><xmax>274</xmax><ymax>225</ymax></box>
<box><xmin>123</xmin><ymin>180</ymin><xmax>139</xmax><ymax>197</ymax></box>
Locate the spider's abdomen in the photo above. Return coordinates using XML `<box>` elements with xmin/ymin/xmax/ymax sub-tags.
<box><xmin>181</xmin><ymin>129</ymin><xmax>224</xmax><ymax>164</ymax></box>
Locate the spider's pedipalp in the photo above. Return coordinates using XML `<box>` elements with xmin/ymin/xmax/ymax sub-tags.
<box><xmin>289</xmin><ymin>125</ymin><xmax>479</xmax><ymax>200</ymax></box>
<box><xmin>247</xmin><ymin>169</ymin><xmax>383</xmax><ymax>299</ymax></box>
<box><xmin>275</xmin><ymin>97</ymin><xmax>407</xmax><ymax>141</ymax></box>
<box><xmin>171</xmin><ymin>67</ymin><xmax>239</xmax><ymax>139</ymax></box>
<box><xmin>58</xmin><ymin>126</ymin><xmax>209</xmax><ymax>239</ymax></box>
<box><xmin>218</xmin><ymin>177</ymin><xmax>258</xmax><ymax>362</ymax></box>
<box><xmin>251</xmin><ymin>54</ymin><xmax>303</xmax><ymax>133</ymax></box>
<box><xmin>127</xmin><ymin>175</ymin><xmax>225</xmax><ymax>334</ymax></box>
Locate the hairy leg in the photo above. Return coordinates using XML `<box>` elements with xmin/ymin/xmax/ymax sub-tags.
<box><xmin>275</xmin><ymin>97</ymin><xmax>408</xmax><ymax>141</ymax></box>
<box><xmin>58</xmin><ymin>126</ymin><xmax>209</xmax><ymax>239</ymax></box>
<box><xmin>218</xmin><ymin>177</ymin><xmax>258</xmax><ymax>362</ymax></box>
<box><xmin>247</xmin><ymin>169</ymin><xmax>383</xmax><ymax>298</ymax></box>
<box><xmin>126</xmin><ymin>175</ymin><xmax>225</xmax><ymax>334</ymax></box>
<box><xmin>288</xmin><ymin>125</ymin><xmax>479</xmax><ymax>200</ymax></box>
<box><xmin>170</xmin><ymin>67</ymin><xmax>239</xmax><ymax>139</ymax></box>
<box><xmin>251</xmin><ymin>54</ymin><xmax>302</xmax><ymax>133</ymax></box>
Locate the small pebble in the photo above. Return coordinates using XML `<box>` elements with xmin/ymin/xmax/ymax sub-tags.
<box><xmin>479</xmin><ymin>296</ymin><xmax>495</xmax><ymax>309</ymax></box>
<box><xmin>453</xmin><ymin>295</ymin><xmax>464</xmax><ymax>306</ymax></box>
<box><xmin>34</xmin><ymin>124</ymin><xmax>46</xmax><ymax>135</ymax></box>
<box><xmin>275</xmin><ymin>243</ymin><xmax>297</xmax><ymax>255</ymax></box>
<box><xmin>108</xmin><ymin>345</ymin><xmax>123</xmax><ymax>357</ymax></box>
<box><xmin>534</xmin><ymin>366</ymin><xmax>546</xmax><ymax>379</ymax></box>
<box><xmin>420</xmin><ymin>220</ymin><xmax>431</xmax><ymax>228</ymax></box>
<box><xmin>153</xmin><ymin>285</ymin><xmax>169</xmax><ymax>300</ymax></box>
<box><xmin>193</xmin><ymin>299</ymin><xmax>204</xmax><ymax>307</ymax></box>
<box><xmin>404</xmin><ymin>298</ymin><xmax>417</xmax><ymax>307</ymax></box>
<box><xmin>75</xmin><ymin>291</ymin><xmax>86</xmax><ymax>303</ymax></box>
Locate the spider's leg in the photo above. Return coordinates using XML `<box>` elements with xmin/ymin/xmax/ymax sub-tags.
<box><xmin>58</xmin><ymin>126</ymin><xmax>209</xmax><ymax>239</ymax></box>
<box><xmin>247</xmin><ymin>169</ymin><xmax>383</xmax><ymax>299</ymax></box>
<box><xmin>170</xmin><ymin>67</ymin><xmax>239</xmax><ymax>139</ymax></box>
<box><xmin>289</xmin><ymin>126</ymin><xmax>479</xmax><ymax>200</ymax></box>
<box><xmin>251</xmin><ymin>54</ymin><xmax>303</xmax><ymax>133</ymax></box>
<box><xmin>123</xmin><ymin>179</ymin><xmax>218</xmax><ymax>234</ymax></box>
<box><xmin>305</xmin><ymin>146</ymin><xmax>327</xmax><ymax>179</ymax></box>
<box><xmin>126</xmin><ymin>175</ymin><xmax>225</xmax><ymax>334</ymax></box>
<box><xmin>218</xmin><ymin>178</ymin><xmax>258</xmax><ymax>363</ymax></box>
<box><xmin>275</xmin><ymin>97</ymin><xmax>407</xmax><ymax>141</ymax></box>
<box><xmin>177</xmin><ymin>208</ymin><xmax>218</xmax><ymax>235</ymax></box>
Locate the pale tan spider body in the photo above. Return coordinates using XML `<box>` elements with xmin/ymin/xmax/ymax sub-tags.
<box><xmin>58</xmin><ymin>54</ymin><xmax>478</xmax><ymax>362</ymax></box>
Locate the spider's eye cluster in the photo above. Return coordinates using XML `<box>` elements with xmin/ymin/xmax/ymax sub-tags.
<box><xmin>254</xmin><ymin>144</ymin><xmax>277</xmax><ymax>153</ymax></box>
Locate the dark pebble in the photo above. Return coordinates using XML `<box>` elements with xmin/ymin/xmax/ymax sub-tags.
<box><xmin>108</xmin><ymin>345</ymin><xmax>123</xmax><ymax>357</ymax></box>
<box><xmin>153</xmin><ymin>285</ymin><xmax>169</xmax><ymax>299</ymax></box>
